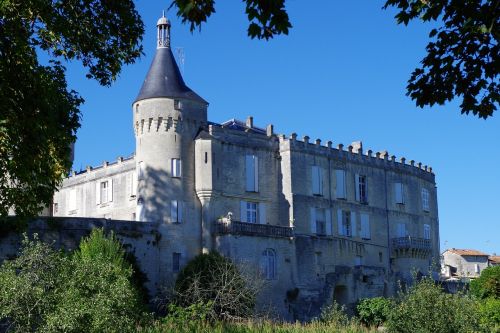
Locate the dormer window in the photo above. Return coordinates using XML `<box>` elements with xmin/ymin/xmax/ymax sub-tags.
<box><xmin>174</xmin><ymin>99</ymin><xmax>182</xmax><ymax>110</ymax></box>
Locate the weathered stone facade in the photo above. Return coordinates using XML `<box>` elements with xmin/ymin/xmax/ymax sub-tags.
<box><xmin>33</xmin><ymin>14</ymin><xmax>439</xmax><ymax>320</ymax></box>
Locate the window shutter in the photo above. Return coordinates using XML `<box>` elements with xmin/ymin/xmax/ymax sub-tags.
<box><xmin>178</xmin><ymin>159</ymin><xmax>182</xmax><ymax>178</ymax></box>
<box><xmin>108</xmin><ymin>179</ymin><xmax>113</xmax><ymax>202</ymax></box>
<box><xmin>96</xmin><ymin>182</ymin><xmax>101</xmax><ymax>205</ymax></box>
<box><xmin>136</xmin><ymin>202</ymin><xmax>143</xmax><ymax>221</ymax></box>
<box><xmin>240</xmin><ymin>201</ymin><xmax>247</xmax><ymax>222</ymax></box>
<box><xmin>171</xmin><ymin>200</ymin><xmax>178</xmax><ymax>222</ymax></box>
<box><xmin>259</xmin><ymin>202</ymin><xmax>266</xmax><ymax>224</ymax></box>
<box><xmin>312</xmin><ymin>166</ymin><xmax>319</xmax><ymax>195</ymax></box>
<box><xmin>337</xmin><ymin>209</ymin><xmax>343</xmax><ymax>235</ymax></box>
<box><xmin>325</xmin><ymin>209</ymin><xmax>332</xmax><ymax>235</ymax></box>
<box><xmin>178</xmin><ymin>201</ymin><xmax>183</xmax><ymax>223</ymax></box>
<box><xmin>131</xmin><ymin>172</ymin><xmax>137</xmax><ymax>196</ymax></box>
<box><xmin>355</xmin><ymin>174</ymin><xmax>360</xmax><ymax>201</ymax></box>
<box><xmin>351</xmin><ymin>212</ymin><xmax>357</xmax><ymax>237</ymax></box>
<box><xmin>138</xmin><ymin>161</ymin><xmax>144</xmax><ymax>180</ymax></box>
<box><xmin>335</xmin><ymin>170</ymin><xmax>346</xmax><ymax>199</ymax></box>
<box><xmin>395</xmin><ymin>183</ymin><xmax>404</xmax><ymax>204</ymax></box>
<box><xmin>254</xmin><ymin>156</ymin><xmax>259</xmax><ymax>192</ymax></box>
<box><xmin>310</xmin><ymin>207</ymin><xmax>317</xmax><ymax>234</ymax></box>
<box><xmin>245</xmin><ymin>155</ymin><xmax>255</xmax><ymax>191</ymax></box>
<box><xmin>318</xmin><ymin>167</ymin><xmax>323</xmax><ymax>195</ymax></box>
<box><xmin>424</xmin><ymin>224</ymin><xmax>430</xmax><ymax>239</ymax></box>
<box><xmin>361</xmin><ymin>214</ymin><xmax>370</xmax><ymax>239</ymax></box>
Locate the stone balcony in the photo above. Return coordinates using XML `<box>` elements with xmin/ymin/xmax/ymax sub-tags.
<box><xmin>215</xmin><ymin>219</ymin><xmax>294</xmax><ymax>238</ymax></box>
<box><xmin>391</xmin><ymin>236</ymin><xmax>432</xmax><ymax>258</ymax></box>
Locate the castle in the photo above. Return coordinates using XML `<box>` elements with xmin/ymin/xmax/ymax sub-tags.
<box><xmin>49</xmin><ymin>14</ymin><xmax>440</xmax><ymax>320</ymax></box>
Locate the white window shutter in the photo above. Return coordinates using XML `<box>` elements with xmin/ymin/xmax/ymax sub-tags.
<box><xmin>312</xmin><ymin>166</ymin><xmax>319</xmax><ymax>195</ymax></box>
<box><xmin>245</xmin><ymin>155</ymin><xmax>255</xmax><ymax>191</ymax></box>
<box><xmin>310</xmin><ymin>207</ymin><xmax>317</xmax><ymax>234</ymax></box>
<box><xmin>337</xmin><ymin>209</ymin><xmax>343</xmax><ymax>236</ymax></box>
<box><xmin>395</xmin><ymin>183</ymin><xmax>404</xmax><ymax>204</ymax></box>
<box><xmin>108</xmin><ymin>179</ymin><xmax>113</xmax><ymax>202</ymax></box>
<box><xmin>254</xmin><ymin>156</ymin><xmax>259</xmax><ymax>192</ymax></box>
<box><xmin>178</xmin><ymin>201</ymin><xmax>183</xmax><ymax>223</ymax></box>
<box><xmin>361</xmin><ymin>214</ymin><xmax>370</xmax><ymax>239</ymax></box>
<box><xmin>325</xmin><ymin>209</ymin><xmax>332</xmax><ymax>235</ymax></box>
<box><xmin>132</xmin><ymin>172</ymin><xmax>137</xmax><ymax>196</ymax></box>
<box><xmin>351</xmin><ymin>212</ymin><xmax>357</xmax><ymax>237</ymax></box>
<box><xmin>424</xmin><ymin>224</ymin><xmax>431</xmax><ymax>239</ymax></box>
<box><xmin>355</xmin><ymin>174</ymin><xmax>360</xmax><ymax>202</ymax></box>
<box><xmin>171</xmin><ymin>200</ymin><xmax>178</xmax><ymax>222</ymax></box>
<box><xmin>178</xmin><ymin>159</ymin><xmax>182</xmax><ymax>177</ymax></box>
<box><xmin>259</xmin><ymin>202</ymin><xmax>266</xmax><ymax>224</ymax></box>
<box><xmin>95</xmin><ymin>182</ymin><xmax>101</xmax><ymax>205</ymax></box>
<box><xmin>136</xmin><ymin>202</ymin><xmax>143</xmax><ymax>222</ymax></box>
<box><xmin>318</xmin><ymin>167</ymin><xmax>323</xmax><ymax>195</ymax></box>
<box><xmin>336</xmin><ymin>170</ymin><xmax>346</xmax><ymax>199</ymax></box>
<box><xmin>240</xmin><ymin>201</ymin><xmax>247</xmax><ymax>222</ymax></box>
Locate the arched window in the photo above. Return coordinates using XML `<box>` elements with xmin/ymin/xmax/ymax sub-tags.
<box><xmin>261</xmin><ymin>249</ymin><xmax>276</xmax><ymax>280</ymax></box>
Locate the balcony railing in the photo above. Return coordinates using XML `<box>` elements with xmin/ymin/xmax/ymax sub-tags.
<box><xmin>216</xmin><ymin>220</ymin><xmax>294</xmax><ymax>238</ymax></box>
<box><xmin>392</xmin><ymin>236</ymin><xmax>431</xmax><ymax>250</ymax></box>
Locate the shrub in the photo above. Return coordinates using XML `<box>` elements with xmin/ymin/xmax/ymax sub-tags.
<box><xmin>478</xmin><ymin>297</ymin><xmax>500</xmax><ymax>333</ymax></box>
<box><xmin>43</xmin><ymin>229</ymin><xmax>147</xmax><ymax>332</ymax></box>
<box><xmin>317</xmin><ymin>301</ymin><xmax>350</xmax><ymax>327</ymax></box>
<box><xmin>0</xmin><ymin>234</ymin><xmax>65</xmax><ymax>332</ymax></box>
<box><xmin>386</xmin><ymin>277</ymin><xmax>480</xmax><ymax>333</ymax></box>
<box><xmin>470</xmin><ymin>266</ymin><xmax>500</xmax><ymax>299</ymax></box>
<box><xmin>357</xmin><ymin>297</ymin><xmax>392</xmax><ymax>327</ymax></box>
<box><xmin>174</xmin><ymin>252</ymin><xmax>257</xmax><ymax>320</ymax></box>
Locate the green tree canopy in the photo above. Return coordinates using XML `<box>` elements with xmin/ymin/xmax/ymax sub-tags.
<box><xmin>470</xmin><ymin>265</ymin><xmax>500</xmax><ymax>299</ymax></box>
<box><xmin>0</xmin><ymin>0</ymin><xmax>143</xmax><ymax>218</ymax></box>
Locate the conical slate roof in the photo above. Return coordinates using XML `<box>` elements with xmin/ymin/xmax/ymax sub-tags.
<box><xmin>134</xmin><ymin>46</ymin><xmax>207</xmax><ymax>104</ymax></box>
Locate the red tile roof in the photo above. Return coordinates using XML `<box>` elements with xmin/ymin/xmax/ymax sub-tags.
<box><xmin>489</xmin><ymin>256</ymin><xmax>500</xmax><ymax>264</ymax></box>
<box><xmin>446</xmin><ymin>248</ymin><xmax>489</xmax><ymax>256</ymax></box>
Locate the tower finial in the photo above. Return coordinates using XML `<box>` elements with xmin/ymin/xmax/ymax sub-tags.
<box><xmin>157</xmin><ymin>12</ymin><xmax>171</xmax><ymax>49</ymax></box>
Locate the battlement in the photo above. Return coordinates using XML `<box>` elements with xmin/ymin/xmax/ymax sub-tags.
<box><xmin>134</xmin><ymin>116</ymin><xmax>203</xmax><ymax>136</ymax></box>
<box><xmin>67</xmin><ymin>154</ymin><xmax>135</xmax><ymax>179</ymax></box>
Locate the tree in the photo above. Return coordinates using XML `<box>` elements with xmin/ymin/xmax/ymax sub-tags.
<box><xmin>0</xmin><ymin>1</ymin><xmax>143</xmax><ymax>218</ymax></box>
<box><xmin>171</xmin><ymin>0</ymin><xmax>498</xmax><ymax>118</ymax></box>
<box><xmin>0</xmin><ymin>234</ymin><xmax>66</xmax><ymax>332</ymax></box>
<box><xmin>173</xmin><ymin>252</ymin><xmax>260</xmax><ymax>320</ymax></box>
<box><xmin>470</xmin><ymin>266</ymin><xmax>500</xmax><ymax>299</ymax></box>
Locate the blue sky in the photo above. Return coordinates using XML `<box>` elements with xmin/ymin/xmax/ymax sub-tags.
<box><xmin>64</xmin><ymin>1</ymin><xmax>499</xmax><ymax>255</ymax></box>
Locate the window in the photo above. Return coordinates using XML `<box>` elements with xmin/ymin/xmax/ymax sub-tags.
<box><xmin>396</xmin><ymin>223</ymin><xmax>407</xmax><ymax>237</ymax></box>
<box><xmin>337</xmin><ymin>210</ymin><xmax>354</xmax><ymax>237</ymax></box>
<box><xmin>355</xmin><ymin>174</ymin><xmax>368</xmax><ymax>203</ymax></box>
<box><xmin>395</xmin><ymin>182</ymin><xmax>405</xmax><ymax>204</ymax></box>
<box><xmin>171</xmin><ymin>158</ymin><xmax>182</xmax><ymax>178</ymax></box>
<box><xmin>136</xmin><ymin>198</ymin><xmax>144</xmax><ymax>222</ymax></box>
<box><xmin>240</xmin><ymin>201</ymin><xmax>266</xmax><ymax>224</ymax></box>
<box><xmin>422</xmin><ymin>188</ymin><xmax>430</xmax><ymax>211</ymax></box>
<box><xmin>53</xmin><ymin>203</ymin><xmax>58</xmax><ymax>214</ymax></box>
<box><xmin>68</xmin><ymin>189</ymin><xmax>77</xmax><ymax>212</ymax></box>
<box><xmin>379</xmin><ymin>252</ymin><xmax>383</xmax><ymax>263</ymax></box>
<box><xmin>174</xmin><ymin>99</ymin><xmax>182</xmax><ymax>110</ymax></box>
<box><xmin>335</xmin><ymin>169</ymin><xmax>346</xmax><ymax>199</ymax></box>
<box><xmin>310</xmin><ymin>207</ymin><xmax>332</xmax><ymax>235</ymax></box>
<box><xmin>360</xmin><ymin>213</ymin><xmax>370</xmax><ymax>239</ymax></box>
<box><xmin>475</xmin><ymin>264</ymin><xmax>480</xmax><ymax>274</ymax></box>
<box><xmin>171</xmin><ymin>200</ymin><xmax>183</xmax><ymax>223</ymax></box>
<box><xmin>354</xmin><ymin>256</ymin><xmax>362</xmax><ymax>266</ymax></box>
<box><xmin>423</xmin><ymin>224</ymin><xmax>431</xmax><ymax>240</ymax></box>
<box><xmin>96</xmin><ymin>180</ymin><xmax>113</xmax><ymax>205</ymax></box>
<box><xmin>260</xmin><ymin>249</ymin><xmax>276</xmax><ymax>280</ymax></box>
<box><xmin>173</xmin><ymin>253</ymin><xmax>181</xmax><ymax>272</ymax></box>
<box><xmin>312</xmin><ymin>165</ymin><xmax>323</xmax><ymax>196</ymax></box>
<box><xmin>245</xmin><ymin>155</ymin><xmax>259</xmax><ymax>192</ymax></box>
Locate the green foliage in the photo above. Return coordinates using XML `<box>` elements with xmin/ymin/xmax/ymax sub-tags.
<box><xmin>386</xmin><ymin>277</ymin><xmax>480</xmax><ymax>333</ymax></box>
<box><xmin>317</xmin><ymin>301</ymin><xmax>351</xmax><ymax>328</ymax></box>
<box><xmin>357</xmin><ymin>297</ymin><xmax>392</xmax><ymax>327</ymax></box>
<box><xmin>0</xmin><ymin>229</ymin><xmax>149</xmax><ymax>332</ymax></box>
<box><xmin>384</xmin><ymin>0</ymin><xmax>499</xmax><ymax>118</ymax></box>
<box><xmin>174</xmin><ymin>252</ymin><xmax>256</xmax><ymax>320</ymax></box>
<box><xmin>170</xmin><ymin>0</ymin><xmax>291</xmax><ymax>40</ymax></box>
<box><xmin>478</xmin><ymin>297</ymin><xmax>500</xmax><ymax>333</ymax></box>
<box><xmin>0</xmin><ymin>234</ymin><xmax>66</xmax><ymax>332</ymax></box>
<box><xmin>470</xmin><ymin>266</ymin><xmax>500</xmax><ymax>299</ymax></box>
<box><xmin>0</xmin><ymin>0</ymin><xmax>143</xmax><ymax>218</ymax></box>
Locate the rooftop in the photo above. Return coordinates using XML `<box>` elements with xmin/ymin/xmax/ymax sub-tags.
<box><xmin>446</xmin><ymin>248</ymin><xmax>489</xmax><ymax>257</ymax></box>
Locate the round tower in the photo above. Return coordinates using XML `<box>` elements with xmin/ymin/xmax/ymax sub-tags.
<box><xmin>133</xmin><ymin>13</ymin><xmax>208</xmax><ymax>227</ymax></box>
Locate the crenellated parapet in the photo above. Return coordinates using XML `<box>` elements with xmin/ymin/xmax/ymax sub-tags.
<box><xmin>278</xmin><ymin>132</ymin><xmax>434</xmax><ymax>180</ymax></box>
<box><xmin>66</xmin><ymin>154</ymin><xmax>135</xmax><ymax>181</ymax></box>
<box><xmin>134</xmin><ymin>116</ymin><xmax>204</xmax><ymax>137</ymax></box>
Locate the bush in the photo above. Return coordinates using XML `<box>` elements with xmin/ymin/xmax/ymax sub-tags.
<box><xmin>357</xmin><ymin>297</ymin><xmax>392</xmax><ymax>327</ymax></box>
<box><xmin>174</xmin><ymin>252</ymin><xmax>257</xmax><ymax>320</ymax></box>
<box><xmin>478</xmin><ymin>297</ymin><xmax>500</xmax><ymax>333</ymax></box>
<box><xmin>0</xmin><ymin>234</ymin><xmax>65</xmax><ymax>332</ymax></box>
<box><xmin>470</xmin><ymin>266</ymin><xmax>500</xmax><ymax>299</ymax></box>
<box><xmin>317</xmin><ymin>301</ymin><xmax>350</xmax><ymax>327</ymax></box>
<box><xmin>386</xmin><ymin>277</ymin><xmax>480</xmax><ymax>333</ymax></box>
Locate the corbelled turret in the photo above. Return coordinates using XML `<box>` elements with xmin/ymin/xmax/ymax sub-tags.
<box><xmin>134</xmin><ymin>12</ymin><xmax>206</xmax><ymax>105</ymax></box>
